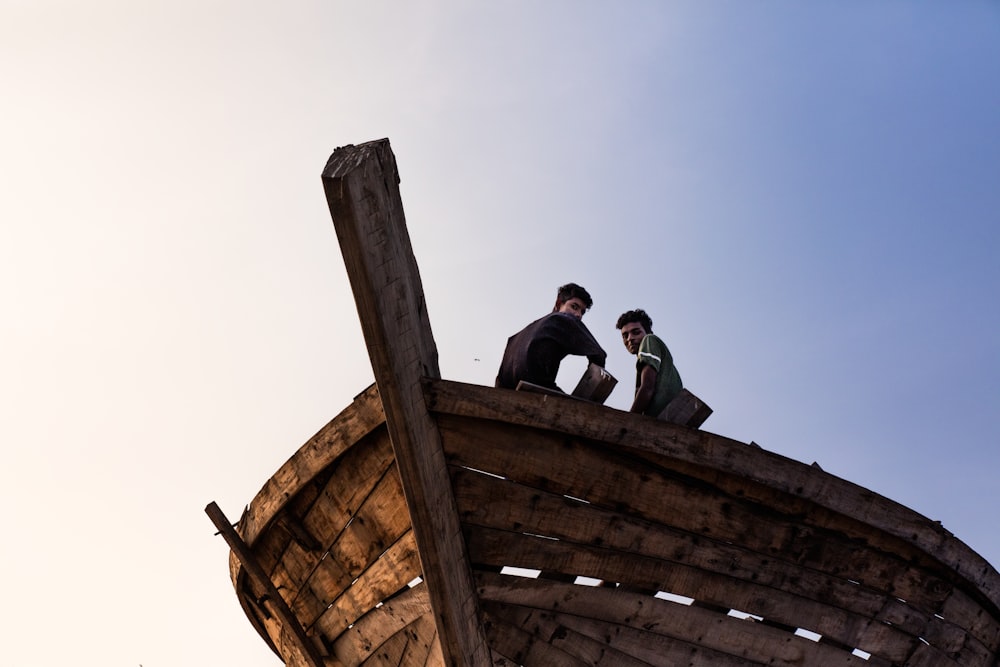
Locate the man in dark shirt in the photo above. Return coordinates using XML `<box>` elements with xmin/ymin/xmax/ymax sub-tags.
<box><xmin>496</xmin><ymin>283</ymin><xmax>607</xmax><ymax>392</ymax></box>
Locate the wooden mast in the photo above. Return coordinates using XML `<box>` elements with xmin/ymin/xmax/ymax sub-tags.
<box><xmin>321</xmin><ymin>139</ymin><xmax>491</xmax><ymax>667</ymax></box>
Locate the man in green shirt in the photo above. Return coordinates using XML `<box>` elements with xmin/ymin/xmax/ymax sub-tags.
<box><xmin>616</xmin><ymin>309</ymin><xmax>682</xmax><ymax>417</ymax></box>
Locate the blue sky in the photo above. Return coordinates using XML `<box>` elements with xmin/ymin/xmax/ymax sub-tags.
<box><xmin>2</xmin><ymin>2</ymin><xmax>998</xmax><ymax>665</ymax></box>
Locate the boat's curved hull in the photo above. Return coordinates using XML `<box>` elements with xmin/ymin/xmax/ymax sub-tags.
<box><xmin>218</xmin><ymin>138</ymin><xmax>1000</xmax><ymax>666</ymax></box>
<box><xmin>228</xmin><ymin>379</ymin><xmax>1000</xmax><ymax>666</ymax></box>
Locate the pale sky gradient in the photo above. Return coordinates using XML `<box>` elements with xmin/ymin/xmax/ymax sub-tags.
<box><xmin>2</xmin><ymin>2</ymin><xmax>998</xmax><ymax>666</ymax></box>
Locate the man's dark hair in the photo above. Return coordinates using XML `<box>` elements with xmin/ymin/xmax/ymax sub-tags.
<box><xmin>556</xmin><ymin>283</ymin><xmax>593</xmax><ymax>310</ymax></box>
<box><xmin>616</xmin><ymin>309</ymin><xmax>653</xmax><ymax>333</ymax></box>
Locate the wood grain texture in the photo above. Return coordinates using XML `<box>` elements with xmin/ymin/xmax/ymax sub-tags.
<box><xmin>659</xmin><ymin>387</ymin><xmax>713</xmax><ymax>427</ymax></box>
<box><xmin>426</xmin><ymin>378</ymin><xmax>1000</xmax><ymax>614</ymax></box>
<box><xmin>425</xmin><ymin>379</ymin><xmax>1000</xmax><ymax>665</ymax></box>
<box><xmin>322</xmin><ymin>140</ymin><xmax>488</xmax><ymax>667</ymax></box>
<box><xmin>450</xmin><ymin>465</ymin><xmax>991</xmax><ymax>661</ymax></box>
<box><xmin>237</xmin><ymin>383</ymin><xmax>385</xmax><ymax>549</ymax></box>
<box><xmin>477</xmin><ymin>572</ymin><xmax>893</xmax><ymax>667</ymax></box>
<box><xmin>331</xmin><ymin>583</ymin><xmax>433</xmax><ymax>665</ymax></box>
<box><xmin>225</xmin><ymin>401</ymin><xmax>427</xmax><ymax>665</ymax></box>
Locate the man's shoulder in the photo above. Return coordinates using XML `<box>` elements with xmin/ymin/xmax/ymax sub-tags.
<box><xmin>511</xmin><ymin>312</ymin><xmax>552</xmax><ymax>333</ymax></box>
<box><xmin>543</xmin><ymin>311</ymin><xmax>591</xmax><ymax>331</ymax></box>
<box><xmin>641</xmin><ymin>333</ymin><xmax>667</xmax><ymax>350</ymax></box>
<box><xmin>510</xmin><ymin>312</ymin><xmax>574</xmax><ymax>339</ymax></box>
<box><xmin>637</xmin><ymin>334</ymin><xmax>667</xmax><ymax>366</ymax></box>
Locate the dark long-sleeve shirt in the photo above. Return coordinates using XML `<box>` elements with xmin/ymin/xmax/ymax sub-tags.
<box><xmin>495</xmin><ymin>312</ymin><xmax>607</xmax><ymax>391</ymax></box>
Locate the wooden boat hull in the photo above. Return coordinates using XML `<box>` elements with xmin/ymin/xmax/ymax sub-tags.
<box><xmin>215</xmin><ymin>139</ymin><xmax>1000</xmax><ymax>666</ymax></box>
<box><xmin>228</xmin><ymin>378</ymin><xmax>1000</xmax><ymax>666</ymax></box>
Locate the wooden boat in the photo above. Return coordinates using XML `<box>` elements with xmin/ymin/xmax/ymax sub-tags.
<box><xmin>207</xmin><ymin>139</ymin><xmax>1000</xmax><ymax>667</ymax></box>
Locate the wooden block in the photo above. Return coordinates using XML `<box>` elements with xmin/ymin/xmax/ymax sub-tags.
<box><xmin>515</xmin><ymin>366</ymin><xmax>618</xmax><ymax>406</ymax></box>
<box><xmin>571</xmin><ymin>363</ymin><xmax>618</xmax><ymax>405</ymax></box>
<box><xmin>658</xmin><ymin>388</ymin><xmax>712</xmax><ymax>428</ymax></box>
<box><xmin>515</xmin><ymin>381</ymin><xmax>567</xmax><ymax>398</ymax></box>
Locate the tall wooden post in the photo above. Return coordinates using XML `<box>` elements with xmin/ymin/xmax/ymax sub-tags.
<box><xmin>322</xmin><ymin>139</ymin><xmax>490</xmax><ymax>667</ymax></box>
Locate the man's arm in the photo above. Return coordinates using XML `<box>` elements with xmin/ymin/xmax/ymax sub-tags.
<box><xmin>587</xmin><ymin>350</ymin><xmax>608</xmax><ymax>368</ymax></box>
<box><xmin>630</xmin><ymin>363</ymin><xmax>658</xmax><ymax>414</ymax></box>
<box><xmin>552</xmin><ymin>313</ymin><xmax>607</xmax><ymax>366</ymax></box>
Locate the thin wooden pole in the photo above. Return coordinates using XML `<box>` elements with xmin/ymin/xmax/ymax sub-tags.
<box><xmin>205</xmin><ymin>501</ymin><xmax>333</xmax><ymax>667</ymax></box>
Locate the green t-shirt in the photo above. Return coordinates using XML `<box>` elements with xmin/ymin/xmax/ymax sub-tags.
<box><xmin>636</xmin><ymin>333</ymin><xmax>683</xmax><ymax>417</ymax></box>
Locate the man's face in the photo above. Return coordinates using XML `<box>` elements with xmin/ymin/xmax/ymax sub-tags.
<box><xmin>620</xmin><ymin>321</ymin><xmax>648</xmax><ymax>354</ymax></box>
<box><xmin>558</xmin><ymin>297</ymin><xmax>588</xmax><ymax>319</ymax></box>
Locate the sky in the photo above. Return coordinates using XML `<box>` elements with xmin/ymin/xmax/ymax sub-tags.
<box><xmin>2</xmin><ymin>1</ymin><xmax>998</xmax><ymax>665</ymax></box>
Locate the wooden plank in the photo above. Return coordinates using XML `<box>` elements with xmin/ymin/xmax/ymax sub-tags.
<box><xmin>238</xmin><ymin>384</ymin><xmax>385</xmax><ymax>547</ymax></box>
<box><xmin>360</xmin><ymin>626</ymin><xmax>409</xmax><ymax>666</ymax></box>
<box><xmin>570</xmin><ymin>362</ymin><xmax>618</xmax><ymax>404</ymax></box>
<box><xmin>205</xmin><ymin>502</ymin><xmax>334</xmax><ymax>667</ymax></box>
<box><xmin>481</xmin><ymin>608</ymin><xmax>593</xmax><ymax>667</ymax></box>
<box><xmin>482</xmin><ymin>600</ymin><xmax>657</xmax><ymax>666</ymax></box>
<box><xmin>449</xmin><ymin>436</ymin><xmax>990</xmax><ymax>661</ymax></box>
<box><xmin>235</xmin><ymin>429</ymin><xmax>415</xmax><ymax>655</ymax></box>
<box><xmin>425</xmin><ymin>379</ymin><xmax>1000</xmax><ymax>616</ymax></box>
<box><xmin>477</xmin><ymin>573</ymin><xmax>894</xmax><ymax>667</ymax></box>
<box><xmin>658</xmin><ymin>387</ymin><xmax>712</xmax><ymax>427</ymax></box>
<box><xmin>228</xmin><ymin>393</ymin><xmax>388</xmax><ymax>652</ymax></box>
<box><xmin>301</xmin><ymin>430</ymin><xmax>396</xmax><ymax>553</ymax></box>
<box><xmin>941</xmin><ymin>589</ymin><xmax>1000</xmax><ymax>654</ymax></box>
<box><xmin>244</xmin><ymin>467</ymin><xmax>338</xmax><ymax>587</ymax></box>
<box><xmin>289</xmin><ymin>470</ymin><xmax>414</xmax><ymax>629</ymax></box>
<box><xmin>485</xmin><ymin>599</ymin><xmax>752</xmax><ymax>667</ymax></box>
<box><xmin>297</xmin><ymin>551</ymin><xmax>353</xmax><ymax>624</ymax></box>
<box><xmin>322</xmin><ymin>465</ymin><xmax>410</xmax><ymax>573</ymax></box>
<box><xmin>424</xmin><ymin>634</ymin><xmax>445</xmax><ymax>667</ymax></box>
<box><xmin>450</xmin><ymin>465</ymin><xmax>988</xmax><ymax>660</ymax></box>
<box><xmin>439</xmin><ymin>412</ymin><xmax>1000</xmax><ymax>660</ymax></box>
<box><xmin>270</xmin><ymin>539</ymin><xmax>329</xmax><ymax>618</ymax></box>
<box><xmin>272</xmin><ymin>465</ymin><xmax>411</xmax><ymax>625</ymax></box>
<box><xmin>312</xmin><ymin>530</ymin><xmax>423</xmax><ymax>641</ymax></box>
<box><xmin>467</xmin><ymin>526</ymin><xmax>969</xmax><ymax>666</ymax></box>
<box><xmin>302</xmin><ymin>468</ymin><xmax>413</xmax><ymax>626</ymax></box>
<box><xmin>394</xmin><ymin>614</ymin><xmax>439</xmax><ymax>666</ymax></box>
<box><xmin>241</xmin><ymin>509</ymin><xmax>298</xmax><ymax>584</ymax></box>
<box><xmin>332</xmin><ymin>584</ymin><xmax>433</xmax><ymax>665</ymax></box>
<box><xmin>323</xmin><ymin>139</ymin><xmax>489</xmax><ymax>666</ymax></box>
<box><xmin>266</xmin><ymin>438</ymin><xmax>402</xmax><ymax>624</ymax></box>
<box><xmin>443</xmin><ymin>417</ymin><xmax>944</xmax><ymax>605</ymax></box>
<box><xmin>554</xmin><ymin>607</ymin><xmax>878</xmax><ymax>667</ymax></box>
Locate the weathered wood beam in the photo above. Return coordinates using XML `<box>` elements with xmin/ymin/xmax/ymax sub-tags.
<box><xmin>205</xmin><ymin>501</ymin><xmax>332</xmax><ymax>667</ymax></box>
<box><xmin>476</xmin><ymin>573</ymin><xmax>888</xmax><ymax>667</ymax></box>
<box><xmin>658</xmin><ymin>387</ymin><xmax>713</xmax><ymax>427</ymax></box>
<box><xmin>331</xmin><ymin>584</ymin><xmax>433</xmax><ymax>665</ymax></box>
<box><xmin>321</xmin><ymin>139</ymin><xmax>490</xmax><ymax>667</ymax></box>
